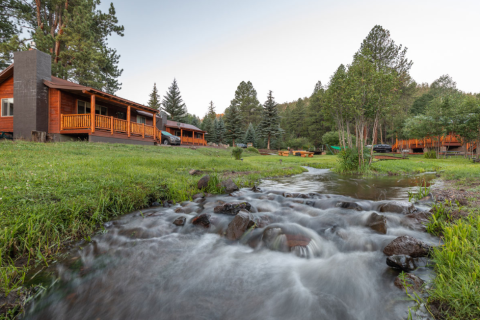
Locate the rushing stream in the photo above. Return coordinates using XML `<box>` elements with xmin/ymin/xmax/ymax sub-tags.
<box><xmin>24</xmin><ymin>168</ymin><xmax>438</xmax><ymax>320</ymax></box>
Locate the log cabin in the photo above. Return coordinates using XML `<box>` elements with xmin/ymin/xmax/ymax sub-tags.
<box><xmin>0</xmin><ymin>49</ymin><xmax>206</xmax><ymax>146</ymax></box>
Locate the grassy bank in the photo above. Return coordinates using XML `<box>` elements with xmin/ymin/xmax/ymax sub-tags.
<box><xmin>0</xmin><ymin>140</ymin><xmax>336</xmax><ymax>314</ymax></box>
<box><xmin>368</xmin><ymin>155</ymin><xmax>480</xmax><ymax>319</ymax></box>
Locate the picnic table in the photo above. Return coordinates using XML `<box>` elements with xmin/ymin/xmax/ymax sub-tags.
<box><xmin>278</xmin><ymin>151</ymin><xmax>290</xmax><ymax>157</ymax></box>
<box><xmin>292</xmin><ymin>150</ymin><xmax>314</xmax><ymax>158</ymax></box>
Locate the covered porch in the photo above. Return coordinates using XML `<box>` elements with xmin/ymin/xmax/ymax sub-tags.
<box><xmin>165</xmin><ymin>120</ymin><xmax>206</xmax><ymax>146</ymax></box>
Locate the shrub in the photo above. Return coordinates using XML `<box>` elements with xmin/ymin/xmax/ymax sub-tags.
<box><xmin>286</xmin><ymin>137</ymin><xmax>312</xmax><ymax>150</ymax></box>
<box><xmin>337</xmin><ymin>147</ymin><xmax>371</xmax><ymax>173</ymax></box>
<box><xmin>246</xmin><ymin>147</ymin><xmax>259</xmax><ymax>154</ymax></box>
<box><xmin>424</xmin><ymin>150</ymin><xmax>436</xmax><ymax>159</ymax></box>
<box><xmin>232</xmin><ymin>147</ymin><xmax>243</xmax><ymax>160</ymax></box>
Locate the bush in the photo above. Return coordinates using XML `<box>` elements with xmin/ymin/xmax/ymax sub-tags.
<box><xmin>246</xmin><ymin>147</ymin><xmax>259</xmax><ymax>154</ymax></box>
<box><xmin>424</xmin><ymin>150</ymin><xmax>436</xmax><ymax>159</ymax></box>
<box><xmin>337</xmin><ymin>147</ymin><xmax>371</xmax><ymax>173</ymax></box>
<box><xmin>232</xmin><ymin>147</ymin><xmax>243</xmax><ymax>160</ymax></box>
<box><xmin>322</xmin><ymin>131</ymin><xmax>357</xmax><ymax>146</ymax></box>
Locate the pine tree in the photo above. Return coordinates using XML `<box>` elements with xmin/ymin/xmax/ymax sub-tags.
<box><xmin>224</xmin><ymin>105</ymin><xmax>243</xmax><ymax>146</ymax></box>
<box><xmin>201</xmin><ymin>115</ymin><xmax>215</xmax><ymax>142</ymax></box>
<box><xmin>191</xmin><ymin>116</ymin><xmax>201</xmax><ymax>128</ymax></box>
<box><xmin>212</xmin><ymin>118</ymin><xmax>219</xmax><ymax>143</ymax></box>
<box><xmin>147</xmin><ymin>83</ymin><xmax>161</xmax><ymax>110</ymax></box>
<box><xmin>229</xmin><ymin>81</ymin><xmax>262</xmax><ymax>128</ymax></box>
<box><xmin>216</xmin><ymin>116</ymin><xmax>226</xmax><ymax>144</ymax></box>
<box><xmin>207</xmin><ymin>101</ymin><xmax>216</xmax><ymax>120</ymax></box>
<box><xmin>312</xmin><ymin>81</ymin><xmax>324</xmax><ymax>95</ymax></box>
<box><xmin>257</xmin><ymin>91</ymin><xmax>283</xmax><ymax>149</ymax></box>
<box><xmin>162</xmin><ymin>79</ymin><xmax>188</xmax><ymax>121</ymax></box>
<box><xmin>244</xmin><ymin>123</ymin><xmax>256</xmax><ymax>146</ymax></box>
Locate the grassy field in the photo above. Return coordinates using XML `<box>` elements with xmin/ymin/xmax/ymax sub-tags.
<box><xmin>0</xmin><ymin>140</ymin><xmax>337</xmax><ymax>312</ymax></box>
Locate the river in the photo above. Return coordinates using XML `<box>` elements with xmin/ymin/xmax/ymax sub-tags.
<box><xmin>24</xmin><ymin>167</ymin><xmax>438</xmax><ymax>320</ymax></box>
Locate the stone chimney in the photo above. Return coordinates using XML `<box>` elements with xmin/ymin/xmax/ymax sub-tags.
<box><xmin>13</xmin><ymin>49</ymin><xmax>51</xmax><ymax>140</ymax></box>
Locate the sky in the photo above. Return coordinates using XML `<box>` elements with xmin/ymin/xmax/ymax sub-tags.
<box><xmin>100</xmin><ymin>0</ymin><xmax>480</xmax><ymax>117</ymax></box>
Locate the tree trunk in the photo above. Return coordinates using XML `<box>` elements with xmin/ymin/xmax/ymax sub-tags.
<box><xmin>267</xmin><ymin>135</ymin><xmax>270</xmax><ymax>150</ymax></box>
<box><xmin>369</xmin><ymin>114</ymin><xmax>379</xmax><ymax>165</ymax></box>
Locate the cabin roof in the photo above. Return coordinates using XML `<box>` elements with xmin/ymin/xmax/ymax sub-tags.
<box><xmin>165</xmin><ymin>120</ymin><xmax>205</xmax><ymax>132</ymax></box>
<box><xmin>0</xmin><ymin>64</ymin><xmax>14</xmax><ymax>85</ymax></box>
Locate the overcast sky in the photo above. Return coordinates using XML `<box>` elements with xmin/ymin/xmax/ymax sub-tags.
<box><xmin>100</xmin><ymin>0</ymin><xmax>480</xmax><ymax>117</ymax></box>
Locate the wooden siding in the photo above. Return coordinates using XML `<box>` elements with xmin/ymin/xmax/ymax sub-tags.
<box><xmin>165</xmin><ymin>127</ymin><xmax>206</xmax><ymax>145</ymax></box>
<box><xmin>0</xmin><ymin>76</ymin><xmax>14</xmax><ymax>132</ymax></box>
<box><xmin>48</xmin><ymin>88</ymin><xmax>61</xmax><ymax>133</ymax></box>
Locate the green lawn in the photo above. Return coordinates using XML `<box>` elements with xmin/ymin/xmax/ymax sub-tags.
<box><xmin>0</xmin><ymin>141</ymin><xmax>337</xmax><ymax>304</ymax></box>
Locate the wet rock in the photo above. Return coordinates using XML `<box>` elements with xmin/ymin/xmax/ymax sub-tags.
<box><xmin>103</xmin><ymin>221</ymin><xmax>113</xmax><ymax>228</ymax></box>
<box><xmin>173</xmin><ymin>217</ymin><xmax>186</xmax><ymax>226</ymax></box>
<box><xmin>214</xmin><ymin>202</ymin><xmax>252</xmax><ymax>215</ymax></box>
<box><xmin>383</xmin><ymin>235</ymin><xmax>432</xmax><ymax>257</ymax></box>
<box><xmin>386</xmin><ymin>255</ymin><xmax>421</xmax><ymax>272</ymax></box>
<box><xmin>379</xmin><ymin>201</ymin><xmax>415</xmax><ymax>214</ymax></box>
<box><xmin>251</xmin><ymin>185</ymin><xmax>262</xmax><ymax>192</ymax></box>
<box><xmin>221</xmin><ymin>178</ymin><xmax>239</xmax><ymax>193</ymax></box>
<box><xmin>189</xmin><ymin>169</ymin><xmax>202</xmax><ymax>175</ymax></box>
<box><xmin>403</xmin><ymin>211</ymin><xmax>431</xmax><ymax>232</ymax></box>
<box><xmin>285</xmin><ymin>234</ymin><xmax>311</xmax><ymax>247</ymax></box>
<box><xmin>262</xmin><ymin>226</ymin><xmax>316</xmax><ymax>257</ymax></box>
<box><xmin>174</xmin><ymin>207</ymin><xmax>185</xmax><ymax>214</ymax></box>
<box><xmin>305</xmin><ymin>200</ymin><xmax>315</xmax><ymax>206</ymax></box>
<box><xmin>283</xmin><ymin>192</ymin><xmax>310</xmax><ymax>199</ymax></box>
<box><xmin>225</xmin><ymin>211</ymin><xmax>254</xmax><ymax>240</ymax></box>
<box><xmin>335</xmin><ymin>201</ymin><xmax>363</xmax><ymax>211</ymax></box>
<box><xmin>192</xmin><ymin>193</ymin><xmax>205</xmax><ymax>200</ymax></box>
<box><xmin>417</xmin><ymin>193</ymin><xmax>435</xmax><ymax>205</ymax></box>
<box><xmin>191</xmin><ymin>213</ymin><xmax>210</xmax><ymax>228</ymax></box>
<box><xmin>394</xmin><ymin>273</ymin><xmax>424</xmax><ymax>292</ymax></box>
<box><xmin>151</xmin><ymin>201</ymin><xmax>161</xmax><ymax>207</ymax></box>
<box><xmin>163</xmin><ymin>201</ymin><xmax>171</xmax><ymax>208</ymax></box>
<box><xmin>197</xmin><ymin>175</ymin><xmax>210</xmax><ymax>190</ymax></box>
<box><xmin>366</xmin><ymin>213</ymin><xmax>387</xmax><ymax>234</ymax></box>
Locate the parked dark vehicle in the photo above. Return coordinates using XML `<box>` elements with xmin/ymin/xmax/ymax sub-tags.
<box><xmin>236</xmin><ymin>143</ymin><xmax>247</xmax><ymax>148</ymax></box>
<box><xmin>161</xmin><ymin>131</ymin><xmax>181</xmax><ymax>145</ymax></box>
<box><xmin>373</xmin><ymin>144</ymin><xmax>392</xmax><ymax>153</ymax></box>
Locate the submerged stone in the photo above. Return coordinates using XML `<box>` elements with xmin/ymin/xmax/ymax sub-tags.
<box><xmin>214</xmin><ymin>202</ymin><xmax>252</xmax><ymax>215</ymax></box>
<box><xmin>386</xmin><ymin>255</ymin><xmax>423</xmax><ymax>272</ymax></box>
<box><xmin>383</xmin><ymin>235</ymin><xmax>432</xmax><ymax>257</ymax></box>
<box><xmin>335</xmin><ymin>201</ymin><xmax>363</xmax><ymax>211</ymax></box>
<box><xmin>173</xmin><ymin>217</ymin><xmax>186</xmax><ymax>226</ymax></box>
<box><xmin>394</xmin><ymin>273</ymin><xmax>424</xmax><ymax>292</ymax></box>
<box><xmin>191</xmin><ymin>213</ymin><xmax>210</xmax><ymax>228</ymax></box>
<box><xmin>379</xmin><ymin>201</ymin><xmax>415</xmax><ymax>214</ymax></box>
<box><xmin>366</xmin><ymin>213</ymin><xmax>387</xmax><ymax>234</ymax></box>
<box><xmin>225</xmin><ymin>210</ymin><xmax>254</xmax><ymax>240</ymax></box>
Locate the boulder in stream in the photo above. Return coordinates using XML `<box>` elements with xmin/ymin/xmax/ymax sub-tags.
<box><xmin>225</xmin><ymin>210</ymin><xmax>254</xmax><ymax>240</ymax></box>
<box><xmin>366</xmin><ymin>213</ymin><xmax>387</xmax><ymax>234</ymax></box>
<box><xmin>383</xmin><ymin>235</ymin><xmax>432</xmax><ymax>257</ymax></box>
<box><xmin>386</xmin><ymin>255</ymin><xmax>424</xmax><ymax>272</ymax></box>
<box><xmin>173</xmin><ymin>217</ymin><xmax>186</xmax><ymax>226</ymax></box>
<box><xmin>197</xmin><ymin>175</ymin><xmax>210</xmax><ymax>190</ymax></box>
<box><xmin>379</xmin><ymin>201</ymin><xmax>415</xmax><ymax>214</ymax></box>
<box><xmin>191</xmin><ymin>213</ymin><xmax>211</xmax><ymax>228</ymax></box>
<box><xmin>335</xmin><ymin>201</ymin><xmax>363</xmax><ymax>211</ymax></box>
<box><xmin>221</xmin><ymin>178</ymin><xmax>239</xmax><ymax>193</ymax></box>
<box><xmin>214</xmin><ymin>202</ymin><xmax>252</xmax><ymax>215</ymax></box>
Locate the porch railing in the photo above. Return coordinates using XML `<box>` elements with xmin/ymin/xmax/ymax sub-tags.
<box><xmin>62</xmin><ymin>114</ymin><xmax>158</xmax><ymax>140</ymax></box>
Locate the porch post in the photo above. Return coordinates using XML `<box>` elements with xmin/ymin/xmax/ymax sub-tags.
<box><xmin>180</xmin><ymin>128</ymin><xmax>183</xmax><ymax>144</ymax></box>
<box><xmin>91</xmin><ymin>94</ymin><xmax>96</xmax><ymax>133</ymax></box>
<box><xmin>142</xmin><ymin>123</ymin><xmax>145</xmax><ymax>138</ymax></box>
<box><xmin>111</xmin><ymin>116</ymin><xmax>114</xmax><ymax>135</ymax></box>
<box><xmin>203</xmin><ymin>133</ymin><xmax>205</xmax><ymax>146</ymax></box>
<box><xmin>127</xmin><ymin>106</ymin><xmax>131</xmax><ymax>137</ymax></box>
<box><xmin>153</xmin><ymin>113</ymin><xmax>156</xmax><ymax>141</ymax></box>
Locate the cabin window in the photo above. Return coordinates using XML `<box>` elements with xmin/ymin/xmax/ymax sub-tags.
<box><xmin>78</xmin><ymin>100</ymin><xmax>107</xmax><ymax>115</ymax></box>
<box><xmin>195</xmin><ymin>133</ymin><xmax>203</xmax><ymax>139</ymax></box>
<box><xmin>1</xmin><ymin>98</ymin><xmax>14</xmax><ymax>117</ymax></box>
<box><xmin>116</xmin><ymin>112</ymin><xmax>126</xmax><ymax>120</ymax></box>
<box><xmin>136</xmin><ymin>116</ymin><xmax>146</xmax><ymax>124</ymax></box>
<box><xmin>77</xmin><ymin>100</ymin><xmax>91</xmax><ymax>114</ymax></box>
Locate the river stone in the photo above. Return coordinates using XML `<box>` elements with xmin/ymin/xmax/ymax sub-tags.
<box><xmin>225</xmin><ymin>210</ymin><xmax>254</xmax><ymax>240</ymax></box>
<box><xmin>386</xmin><ymin>255</ymin><xmax>421</xmax><ymax>272</ymax></box>
<box><xmin>197</xmin><ymin>175</ymin><xmax>210</xmax><ymax>190</ymax></box>
<box><xmin>394</xmin><ymin>273</ymin><xmax>424</xmax><ymax>292</ymax></box>
<box><xmin>173</xmin><ymin>217</ymin><xmax>186</xmax><ymax>226</ymax></box>
<box><xmin>189</xmin><ymin>169</ymin><xmax>202</xmax><ymax>175</ymax></box>
<box><xmin>403</xmin><ymin>211</ymin><xmax>431</xmax><ymax>232</ymax></box>
<box><xmin>417</xmin><ymin>193</ymin><xmax>435</xmax><ymax>205</ymax></box>
<box><xmin>214</xmin><ymin>202</ymin><xmax>251</xmax><ymax>215</ymax></box>
<box><xmin>192</xmin><ymin>193</ymin><xmax>205</xmax><ymax>200</ymax></box>
<box><xmin>251</xmin><ymin>185</ymin><xmax>262</xmax><ymax>193</ymax></box>
<box><xmin>335</xmin><ymin>201</ymin><xmax>363</xmax><ymax>211</ymax></box>
<box><xmin>366</xmin><ymin>212</ymin><xmax>387</xmax><ymax>234</ymax></box>
<box><xmin>191</xmin><ymin>213</ymin><xmax>210</xmax><ymax>228</ymax></box>
<box><xmin>221</xmin><ymin>178</ymin><xmax>239</xmax><ymax>193</ymax></box>
<box><xmin>283</xmin><ymin>192</ymin><xmax>310</xmax><ymax>199</ymax></box>
<box><xmin>379</xmin><ymin>201</ymin><xmax>415</xmax><ymax>214</ymax></box>
<box><xmin>383</xmin><ymin>235</ymin><xmax>432</xmax><ymax>257</ymax></box>
<box><xmin>174</xmin><ymin>207</ymin><xmax>185</xmax><ymax>214</ymax></box>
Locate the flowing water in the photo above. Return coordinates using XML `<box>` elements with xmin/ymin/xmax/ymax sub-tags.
<box><xmin>24</xmin><ymin>168</ymin><xmax>438</xmax><ymax>320</ymax></box>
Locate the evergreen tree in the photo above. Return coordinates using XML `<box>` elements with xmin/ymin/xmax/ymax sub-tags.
<box><xmin>147</xmin><ymin>83</ymin><xmax>161</xmax><ymax>110</ymax></box>
<box><xmin>0</xmin><ymin>0</ymin><xmax>31</xmax><ymax>68</ymax></box>
<box><xmin>215</xmin><ymin>116</ymin><xmax>226</xmax><ymax>144</ymax></box>
<box><xmin>244</xmin><ymin>123</ymin><xmax>256</xmax><ymax>146</ymax></box>
<box><xmin>163</xmin><ymin>79</ymin><xmax>188</xmax><ymax>121</ymax></box>
<box><xmin>229</xmin><ymin>81</ymin><xmax>262</xmax><ymax>128</ymax></box>
<box><xmin>211</xmin><ymin>118</ymin><xmax>219</xmax><ymax>143</ymax></box>
<box><xmin>312</xmin><ymin>81</ymin><xmax>324</xmax><ymax>95</ymax></box>
<box><xmin>207</xmin><ymin>101</ymin><xmax>216</xmax><ymax>120</ymax></box>
<box><xmin>191</xmin><ymin>116</ymin><xmax>201</xmax><ymax>128</ymax></box>
<box><xmin>201</xmin><ymin>115</ymin><xmax>215</xmax><ymax>142</ymax></box>
<box><xmin>224</xmin><ymin>105</ymin><xmax>243</xmax><ymax>146</ymax></box>
<box><xmin>257</xmin><ymin>91</ymin><xmax>283</xmax><ymax>149</ymax></box>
